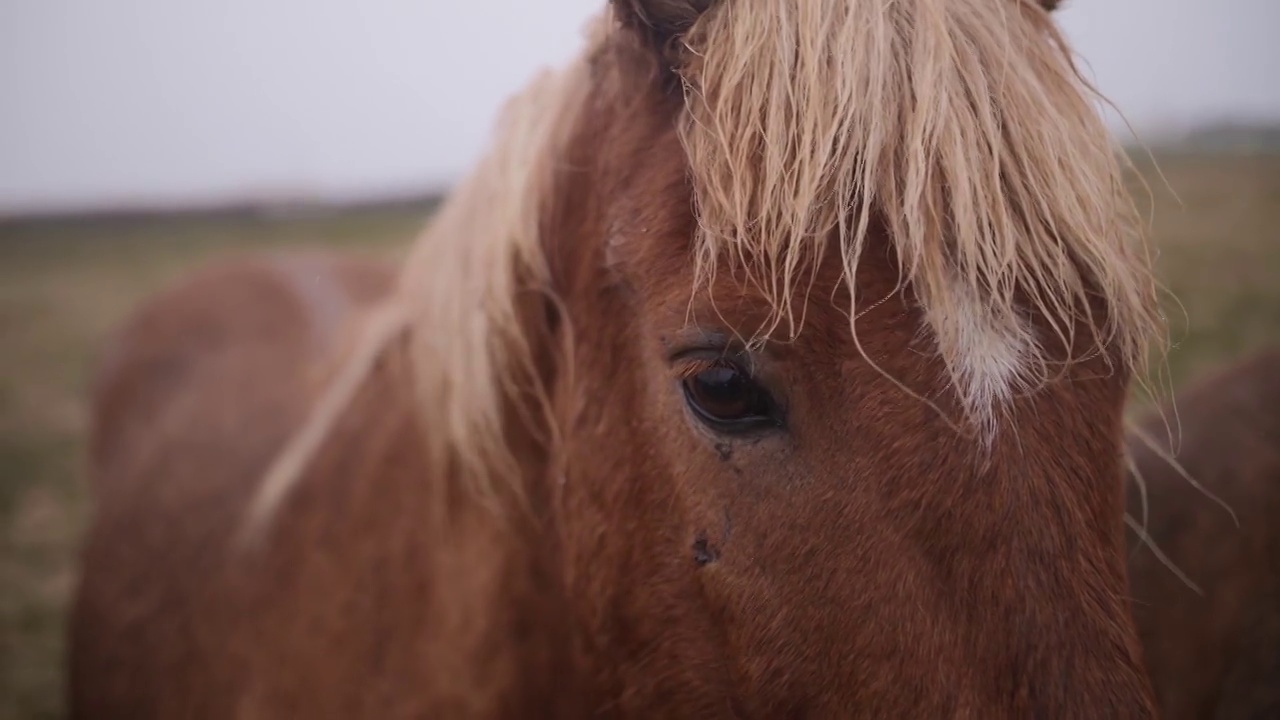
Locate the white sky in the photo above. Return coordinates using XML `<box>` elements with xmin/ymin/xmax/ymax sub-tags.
<box><xmin>1</xmin><ymin>0</ymin><xmax>1278</xmax><ymax>215</ymax></box>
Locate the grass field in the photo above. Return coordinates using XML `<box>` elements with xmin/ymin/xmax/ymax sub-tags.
<box><xmin>1</xmin><ymin>153</ymin><xmax>1278</xmax><ymax>718</ymax></box>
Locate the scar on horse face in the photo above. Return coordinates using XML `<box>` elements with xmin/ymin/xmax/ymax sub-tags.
<box><xmin>692</xmin><ymin>532</ymin><xmax>719</xmax><ymax>566</ymax></box>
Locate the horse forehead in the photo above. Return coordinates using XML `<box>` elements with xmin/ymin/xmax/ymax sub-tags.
<box><xmin>623</xmin><ymin>245</ymin><xmax>919</xmax><ymax>360</ymax></box>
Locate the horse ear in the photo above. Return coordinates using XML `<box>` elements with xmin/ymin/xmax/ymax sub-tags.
<box><xmin>612</xmin><ymin>0</ymin><xmax>716</xmax><ymax>55</ymax></box>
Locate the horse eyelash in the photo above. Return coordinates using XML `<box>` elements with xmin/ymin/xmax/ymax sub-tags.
<box><xmin>674</xmin><ymin>352</ymin><xmax>768</xmax><ymax>383</ymax></box>
<box><xmin>674</xmin><ymin>357</ymin><xmax>732</xmax><ymax>381</ymax></box>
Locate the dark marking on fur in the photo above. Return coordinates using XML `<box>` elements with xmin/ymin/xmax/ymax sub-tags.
<box><xmin>693</xmin><ymin>532</ymin><xmax>719</xmax><ymax>566</ymax></box>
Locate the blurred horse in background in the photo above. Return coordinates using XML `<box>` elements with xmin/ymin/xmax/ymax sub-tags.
<box><xmin>85</xmin><ymin>252</ymin><xmax>394</xmax><ymax>486</ymax></box>
<box><xmin>1127</xmin><ymin>349</ymin><xmax>1280</xmax><ymax>720</ymax></box>
<box><xmin>70</xmin><ymin>0</ymin><xmax>1173</xmax><ymax>717</ymax></box>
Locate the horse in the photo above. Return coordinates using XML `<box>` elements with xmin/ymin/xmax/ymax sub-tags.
<box><xmin>1126</xmin><ymin>349</ymin><xmax>1280</xmax><ymax>719</ymax></box>
<box><xmin>69</xmin><ymin>249</ymin><xmax>396</xmax><ymax>714</ymax></box>
<box><xmin>69</xmin><ymin>1</ymin><xmax>1168</xmax><ymax>717</ymax></box>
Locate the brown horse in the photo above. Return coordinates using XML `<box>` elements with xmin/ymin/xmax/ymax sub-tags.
<box><xmin>70</xmin><ymin>1</ymin><xmax>1168</xmax><ymax>717</ymax></box>
<box><xmin>1126</xmin><ymin>349</ymin><xmax>1280</xmax><ymax>719</ymax></box>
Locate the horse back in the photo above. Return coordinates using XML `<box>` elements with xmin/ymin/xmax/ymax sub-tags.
<box><xmin>70</xmin><ymin>250</ymin><xmax>585</xmax><ymax>719</ymax></box>
<box><xmin>1127</xmin><ymin>349</ymin><xmax>1280</xmax><ymax>719</ymax></box>
<box><xmin>86</xmin><ymin>251</ymin><xmax>391</xmax><ymax>480</ymax></box>
<box><xmin>70</xmin><ymin>251</ymin><xmax>393</xmax><ymax>719</ymax></box>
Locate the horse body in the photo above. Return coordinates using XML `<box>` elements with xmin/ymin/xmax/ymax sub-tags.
<box><xmin>72</xmin><ymin>1</ymin><xmax>1168</xmax><ymax>717</ymax></box>
<box><xmin>1127</xmin><ymin>350</ymin><xmax>1280</xmax><ymax>719</ymax></box>
<box><xmin>71</xmin><ymin>252</ymin><xmax>402</xmax><ymax>717</ymax></box>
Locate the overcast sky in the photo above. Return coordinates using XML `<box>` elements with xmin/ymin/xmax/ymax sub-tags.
<box><xmin>2</xmin><ymin>0</ymin><xmax>1278</xmax><ymax>215</ymax></box>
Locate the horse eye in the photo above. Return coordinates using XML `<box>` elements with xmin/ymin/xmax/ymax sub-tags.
<box><xmin>681</xmin><ymin>363</ymin><xmax>778</xmax><ymax>432</ymax></box>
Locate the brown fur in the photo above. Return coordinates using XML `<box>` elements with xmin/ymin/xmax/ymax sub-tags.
<box><xmin>1127</xmin><ymin>349</ymin><xmax>1280</xmax><ymax>720</ymax></box>
<box><xmin>70</xmin><ymin>252</ymin><xmax>402</xmax><ymax>717</ymax></box>
<box><xmin>71</xmin><ymin>4</ymin><xmax>1162</xmax><ymax>718</ymax></box>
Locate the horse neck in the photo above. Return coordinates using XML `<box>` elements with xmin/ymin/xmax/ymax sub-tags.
<box><xmin>260</xmin><ymin>340</ymin><xmax>589</xmax><ymax>716</ymax></box>
<box><xmin>420</xmin><ymin>377</ymin><xmax>588</xmax><ymax>714</ymax></box>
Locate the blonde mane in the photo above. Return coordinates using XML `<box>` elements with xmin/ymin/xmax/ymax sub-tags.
<box><xmin>246</xmin><ymin>1</ymin><xmax>1164</xmax><ymax>531</ymax></box>
<box><xmin>675</xmin><ymin>0</ymin><xmax>1163</xmax><ymax>433</ymax></box>
<box><xmin>243</xmin><ymin>51</ymin><xmax>593</xmax><ymax>534</ymax></box>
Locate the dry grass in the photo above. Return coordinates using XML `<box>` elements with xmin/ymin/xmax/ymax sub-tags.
<box><xmin>0</xmin><ymin>152</ymin><xmax>1277</xmax><ymax>718</ymax></box>
<box><xmin>0</xmin><ymin>207</ymin><xmax>423</xmax><ymax>720</ymax></box>
<box><xmin>1131</xmin><ymin>152</ymin><xmax>1280</xmax><ymax>388</ymax></box>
